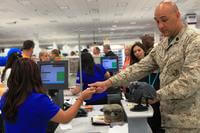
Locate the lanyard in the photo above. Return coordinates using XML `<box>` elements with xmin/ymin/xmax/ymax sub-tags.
<box><xmin>148</xmin><ymin>72</ymin><xmax>159</xmax><ymax>87</ymax></box>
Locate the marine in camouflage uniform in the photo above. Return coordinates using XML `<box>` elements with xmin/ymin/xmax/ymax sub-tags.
<box><xmin>111</xmin><ymin>3</ymin><xmax>200</xmax><ymax>133</ymax></box>
<box><xmin>110</xmin><ymin>25</ymin><xmax>200</xmax><ymax>132</ymax></box>
<box><xmin>90</xmin><ymin>1</ymin><xmax>200</xmax><ymax>133</ymax></box>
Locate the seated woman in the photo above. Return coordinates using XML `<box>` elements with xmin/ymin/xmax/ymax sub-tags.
<box><xmin>71</xmin><ymin>52</ymin><xmax>110</xmax><ymax>105</ymax></box>
<box><xmin>130</xmin><ymin>42</ymin><xmax>161</xmax><ymax>133</ymax></box>
<box><xmin>0</xmin><ymin>58</ymin><xmax>95</xmax><ymax>133</ymax></box>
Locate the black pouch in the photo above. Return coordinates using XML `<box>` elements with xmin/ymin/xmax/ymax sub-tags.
<box><xmin>47</xmin><ymin>121</ymin><xmax>59</xmax><ymax>133</ymax></box>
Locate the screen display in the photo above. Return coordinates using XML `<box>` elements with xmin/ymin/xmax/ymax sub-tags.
<box><xmin>101</xmin><ymin>57</ymin><xmax>118</xmax><ymax>73</ymax></box>
<box><xmin>102</xmin><ymin>58</ymin><xmax>117</xmax><ymax>70</ymax></box>
<box><xmin>41</xmin><ymin>64</ymin><xmax>65</xmax><ymax>84</ymax></box>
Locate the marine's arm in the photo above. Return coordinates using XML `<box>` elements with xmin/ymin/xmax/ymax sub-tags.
<box><xmin>109</xmin><ymin>48</ymin><xmax>159</xmax><ymax>86</ymax></box>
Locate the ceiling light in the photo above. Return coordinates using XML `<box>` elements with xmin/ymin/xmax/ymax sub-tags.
<box><xmin>67</xmin><ymin>16</ymin><xmax>76</xmax><ymax>19</ymax></box>
<box><xmin>89</xmin><ymin>8</ymin><xmax>99</xmax><ymax>14</ymax></box>
<box><xmin>0</xmin><ymin>9</ymin><xmax>13</xmax><ymax>13</ymax></box>
<box><xmin>116</xmin><ymin>2</ymin><xmax>128</xmax><ymax>8</ymax></box>
<box><xmin>113</xmin><ymin>20</ymin><xmax>119</xmax><ymax>23</ymax></box>
<box><xmin>59</xmin><ymin>6</ymin><xmax>70</xmax><ymax>10</ymax></box>
<box><xmin>87</xmin><ymin>0</ymin><xmax>98</xmax><ymax>2</ymax></box>
<box><xmin>112</xmin><ymin>25</ymin><xmax>117</xmax><ymax>28</ymax></box>
<box><xmin>114</xmin><ymin>13</ymin><xmax>123</xmax><ymax>17</ymax></box>
<box><xmin>49</xmin><ymin>20</ymin><xmax>58</xmax><ymax>23</ymax></box>
<box><xmin>130</xmin><ymin>22</ymin><xmax>136</xmax><ymax>25</ymax></box>
<box><xmin>92</xmin><ymin>18</ymin><xmax>100</xmax><ymax>22</ymax></box>
<box><xmin>17</xmin><ymin>0</ymin><xmax>31</xmax><ymax>6</ymax></box>
<box><xmin>20</xmin><ymin>18</ymin><xmax>30</xmax><ymax>21</ymax></box>
<box><xmin>6</xmin><ymin>21</ymin><xmax>17</xmax><ymax>25</ymax></box>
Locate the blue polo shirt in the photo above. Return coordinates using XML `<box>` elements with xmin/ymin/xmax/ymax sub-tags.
<box><xmin>0</xmin><ymin>92</ymin><xmax>60</xmax><ymax>133</ymax></box>
<box><xmin>76</xmin><ymin>64</ymin><xmax>107</xmax><ymax>104</ymax></box>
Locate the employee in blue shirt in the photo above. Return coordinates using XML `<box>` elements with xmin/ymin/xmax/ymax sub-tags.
<box><xmin>71</xmin><ymin>52</ymin><xmax>110</xmax><ymax>105</ymax></box>
<box><xmin>0</xmin><ymin>58</ymin><xmax>95</xmax><ymax>133</ymax></box>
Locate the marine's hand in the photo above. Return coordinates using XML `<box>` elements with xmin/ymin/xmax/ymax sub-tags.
<box><xmin>79</xmin><ymin>87</ymin><xmax>96</xmax><ymax>100</ymax></box>
<box><xmin>148</xmin><ymin>98</ymin><xmax>159</xmax><ymax>105</ymax></box>
<box><xmin>89</xmin><ymin>80</ymin><xmax>112</xmax><ymax>93</ymax></box>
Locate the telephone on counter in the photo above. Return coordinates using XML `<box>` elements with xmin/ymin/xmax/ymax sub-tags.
<box><xmin>63</xmin><ymin>102</ymin><xmax>87</xmax><ymax>117</ymax></box>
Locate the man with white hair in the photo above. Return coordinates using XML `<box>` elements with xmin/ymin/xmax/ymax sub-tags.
<box><xmin>103</xmin><ymin>44</ymin><xmax>116</xmax><ymax>57</ymax></box>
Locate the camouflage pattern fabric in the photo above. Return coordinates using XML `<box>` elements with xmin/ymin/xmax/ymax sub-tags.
<box><xmin>165</xmin><ymin>128</ymin><xmax>200</xmax><ymax>133</ymax></box>
<box><xmin>109</xmin><ymin>25</ymin><xmax>200</xmax><ymax>130</ymax></box>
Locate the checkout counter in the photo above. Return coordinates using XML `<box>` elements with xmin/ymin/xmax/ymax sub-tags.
<box><xmin>55</xmin><ymin>90</ymin><xmax>153</xmax><ymax>133</ymax></box>
<box><xmin>36</xmin><ymin>59</ymin><xmax>153</xmax><ymax>133</ymax></box>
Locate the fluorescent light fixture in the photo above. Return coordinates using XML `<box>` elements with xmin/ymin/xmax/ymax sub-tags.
<box><xmin>67</xmin><ymin>16</ymin><xmax>76</xmax><ymax>19</ymax></box>
<box><xmin>20</xmin><ymin>18</ymin><xmax>30</xmax><ymax>21</ymax></box>
<box><xmin>49</xmin><ymin>20</ymin><xmax>58</xmax><ymax>23</ymax></box>
<box><xmin>87</xmin><ymin>0</ymin><xmax>98</xmax><ymax>2</ymax></box>
<box><xmin>116</xmin><ymin>2</ymin><xmax>128</xmax><ymax>8</ymax></box>
<box><xmin>113</xmin><ymin>20</ymin><xmax>119</xmax><ymax>23</ymax></box>
<box><xmin>112</xmin><ymin>25</ymin><xmax>117</xmax><ymax>28</ymax></box>
<box><xmin>6</xmin><ymin>21</ymin><xmax>17</xmax><ymax>25</ymax></box>
<box><xmin>89</xmin><ymin>8</ymin><xmax>99</xmax><ymax>14</ymax></box>
<box><xmin>59</xmin><ymin>5</ymin><xmax>70</xmax><ymax>10</ymax></box>
<box><xmin>114</xmin><ymin>13</ymin><xmax>123</xmax><ymax>16</ymax></box>
<box><xmin>130</xmin><ymin>22</ymin><xmax>136</xmax><ymax>25</ymax></box>
<box><xmin>92</xmin><ymin>18</ymin><xmax>100</xmax><ymax>22</ymax></box>
<box><xmin>17</xmin><ymin>0</ymin><xmax>31</xmax><ymax>6</ymax></box>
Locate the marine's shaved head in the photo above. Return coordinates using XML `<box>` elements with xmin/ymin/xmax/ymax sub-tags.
<box><xmin>154</xmin><ymin>0</ymin><xmax>183</xmax><ymax>37</ymax></box>
<box><xmin>156</xmin><ymin>1</ymin><xmax>179</xmax><ymax>14</ymax></box>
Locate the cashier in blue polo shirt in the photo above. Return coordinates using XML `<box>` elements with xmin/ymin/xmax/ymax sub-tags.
<box><xmin>71</xmin><ymin>52</ymin><xmax>110</xmax><ymax>105</ymax></box>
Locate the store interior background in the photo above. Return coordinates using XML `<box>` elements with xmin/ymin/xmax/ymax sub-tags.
<box><xmin>0</xmin><ymin>0</ymin><xmax>199</xmax><ymax>61</ymax></box>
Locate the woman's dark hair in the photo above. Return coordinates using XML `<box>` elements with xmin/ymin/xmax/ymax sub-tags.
<box><xmin>130</xmin><ymin>42</ymin><xmax>147</xmax><ymax>65</ymax></box>
<box><xmin>78</xmin><ymin>52</ymin><xmax>100</xmax><ymax>75</ymax></box>
<box><xmin>2</xmin><ymin>58</ymin><xmax>46</xmax><ymax>122</ymax></box>
<box><xmin>1</xmin><ymin>52</ymin><xmax>22</xmax><ymax>82</ymax></box>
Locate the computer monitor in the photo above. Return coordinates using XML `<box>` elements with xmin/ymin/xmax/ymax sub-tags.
<box><xmin>101</xmin><ymin>56</ymin><xmax>118</xmax><ymax>72</ymax></box>
<box><xmin>37</xmin><ymin>61</ymin><xmax>68</xmax><ymax>90</ymax></box>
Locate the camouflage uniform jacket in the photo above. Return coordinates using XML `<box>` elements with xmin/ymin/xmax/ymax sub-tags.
<box><xmin>110</xmin><ymin>26</ymin><xmax>200</xmax><ymax>128</ymax></box>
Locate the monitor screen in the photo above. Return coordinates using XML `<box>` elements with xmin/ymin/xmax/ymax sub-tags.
<box><xmin>38</xmin><ymin>61</ymin><xmax>68</xmax><ymax>90</ymax></box>
<box><xmin>101</xmin><ymin>56</ymin><xmax>118</xmax><ymax>72</ymax></box>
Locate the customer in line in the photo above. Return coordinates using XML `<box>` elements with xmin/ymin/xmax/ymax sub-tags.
<box><xmin>39</xmin><ymin>50</ymin><xmax>50</xmax><ymax>62</ymax></box>
<box><xmin>22</xmin><ymin>40</ymin><xmax>35</xmax><ymax>58</ymax></box>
